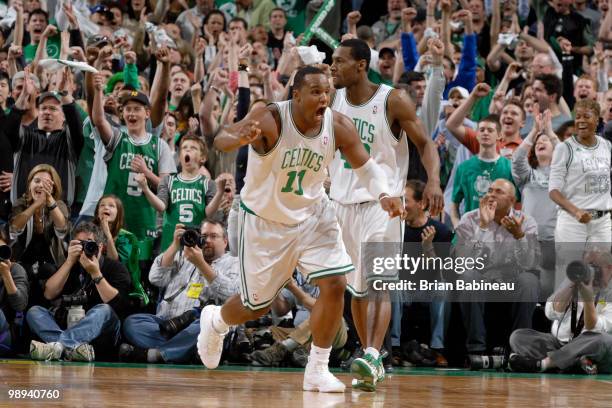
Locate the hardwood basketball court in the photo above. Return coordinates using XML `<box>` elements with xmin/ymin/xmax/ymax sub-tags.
<box><xmin>2</xmin><ymin>359</ymin><xmax>611</xmax><ymax>407</ymax></box>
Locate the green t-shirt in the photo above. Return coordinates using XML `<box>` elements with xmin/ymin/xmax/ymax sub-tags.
<box><xmin>216</xmin><ymin>0</ymin><xmax>237</xmax><ymax>22</ymax></box>
<box><xmin>452</xmin><ymin>155</ymin><xmax>515</xmax><ymax>213</ymax></box>
<box><xmin>104</xmin><ymin>130</ymin><xmax>160</xmax><ymax>240</ymax></box>
<box><xmin>160</xmin><ymin>174</ymin><xmax>209</xmax><ymax>251</ymax></box>
<box><xmin>24</xmin><ymin>35</ymin><xmax>62</xmax><ymax>63</ymax></box>
<box><xmin>75</xmin><ymin>114</ymin><xmax>95</xmax><ymax>204</ymax></box>
<box><xmin>368</xmin><ymin>69</ymin><xmax>393</xmax><ymax>86</ymax></box>
<box><xmin>276</xmin><ymin>0</ymin><xmax>307</xmax><ymax>35</ymax></box>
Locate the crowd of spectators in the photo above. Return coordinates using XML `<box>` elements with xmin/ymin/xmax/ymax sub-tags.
<box><xmin>0</xmin><ymin>0</ymin><xmax>610</xmax><ymax>373</ymax></box>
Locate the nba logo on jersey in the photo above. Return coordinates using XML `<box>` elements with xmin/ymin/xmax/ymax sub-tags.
<box><xmin>323</xmin><ymin>135</ymin><xmax>329</xmax><ymax>145</ymax></box>
<box><xmin>373</xmin><ymin>105</ymin><xmax>378</xmax><ymax>115</ymax></box>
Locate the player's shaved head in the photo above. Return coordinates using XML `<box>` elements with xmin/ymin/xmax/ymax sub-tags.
<box><xmin>293</xmin><ymin>65</ymin><xmax>326</xmax><ymax>90</ymax></box>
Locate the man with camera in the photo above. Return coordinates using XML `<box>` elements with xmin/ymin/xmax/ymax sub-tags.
<box><xmin>119</xmin><ymin>220</ymin><xmax>239</xmax><ymax>364</ymax></box>
<box><xmin>26</xmin><ymin>222</ymin><xmax>132</xmax><ymax>362</ymax></box>
<box><xmin>0</xmin><ymin>231</ymin><xmax>29</xmax><ymax>356</ymax></box>
<box><xmin>509</xmin><ymin>251</ymin><xmax>612</xmax><ymax>374</ymax></box>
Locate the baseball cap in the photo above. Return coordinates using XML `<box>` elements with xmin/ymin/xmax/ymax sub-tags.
<box><xmin>87</xmin><ymin>34</ymin><xmax>111</xmax><ymax>48</ymax></box>
<box><xmin>37</xmin><ymin>91</ymin><xmax>63</xmax><ymax>106</ymax></box>
<box><xmin>120</xmin><ymin>90</ymin><xmax>150</xmax><ymax>107</ymax></box>
<box><xmin>378</xmin><ymin>47</ymin><xmax>395</xmax><ymax>58</ymax></box>
<box><xmin>448</xmin><ymin>86</ymin><xmax>469</xmax><ymax>99</ymax></box>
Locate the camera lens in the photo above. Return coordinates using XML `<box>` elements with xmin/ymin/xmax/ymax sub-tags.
<box><xmin>180</xmin><ymin>229</ymin><xmax>201</xmax><ymax>247</ymax></box>
<box><xmin>81</xmin><ymin>240</ymin><xmax>99</xmax><ymax>258</ymax></box>
<box><xmin>0</xmin><ymin>245</ymin><xmax>11</xmax><ymax>262</ymax></box>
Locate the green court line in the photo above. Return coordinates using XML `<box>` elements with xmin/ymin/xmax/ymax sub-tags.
<box><xmin>2</xmin><ymin>359</ymin><xmax>612</xmax><ymax>381</ymax></box>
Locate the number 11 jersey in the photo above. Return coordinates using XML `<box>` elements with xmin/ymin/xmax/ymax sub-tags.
<box><xmin>240</xmin><ymin>101</ymin><xmax>336</xmax><ymax>225</ymax></box>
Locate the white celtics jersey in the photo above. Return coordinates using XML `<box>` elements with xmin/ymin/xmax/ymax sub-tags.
<box><xmin>240</xmin><ymin>101</ymin><xmax>336</xmax><ymax>225</ymax></box>
<box><xmin>551</xmin><ymin>135</ymin><xmax>612</xmax><ymax>211</ymax></box>
<box><xmin>329</xmin><ymin>84</ymin><xmax>409</xmax><ymax>204</ymax></box>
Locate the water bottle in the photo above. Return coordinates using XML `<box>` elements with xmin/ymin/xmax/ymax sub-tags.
<box><xmin>67</xmin><ymin>306</ymin><xmax>85</xmax><ymax>329</ymax></box>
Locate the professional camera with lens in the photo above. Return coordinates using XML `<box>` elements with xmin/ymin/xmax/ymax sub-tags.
<box><xmin>80</xmin><ymin>240</ymin><xmax>99</xmax><ymax>258</ymax></box>
<box><xmin>0</xmin><ymin>244</ymin><xmax>11</xmax><ymax>262</ymax></box>
<box><xmin>180</xmin><ymin>227</ymin><xmax>203</xmax><ymax>248</ymax></box>
<box><xmin>566</xmin><ymin>260</ymin><xmax>602</xmax><ymax>285</ymax></box>
<box><xmin>61</xmin><ymin>290</ymin><xmax>89</xmax><ymax>307</ymax></box>
<box><xmin>468</xmin><ymin>354</ymin><xmax>506</xmax><ymax>370</ymax></box>
<box><xmin>159</xmin><ymin>309</ymin><xmax>198</xmax><ymax>338</ymax></box>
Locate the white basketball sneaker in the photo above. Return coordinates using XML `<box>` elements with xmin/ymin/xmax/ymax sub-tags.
<box><xmin>197</xmin><ymin>305</ymin><xmax>228</xmax><ymax>369</ymax></box>
<box><xmin>303</xmin><ymin>359</ymin><xmax>346</xmax><ymax>393</ymax></box>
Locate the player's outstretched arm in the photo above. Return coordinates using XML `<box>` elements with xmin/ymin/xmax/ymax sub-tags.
<box><xmin>389</xmin><ymin>89</ymin><xmax>444</xmax><ymax>216</ymax></box>
<box><xmin>333</xmin><ymin>111</ymin><xmax>404</xmax><ymax>218</ymax></box>
<box><xmin>213</xmin><ymin>105</ymin><xmax>279</xmax><ymax>153</ymax></box>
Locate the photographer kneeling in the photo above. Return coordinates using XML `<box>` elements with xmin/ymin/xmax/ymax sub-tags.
<box><xmin>26</xmin><ymin>223</ymin><xmax>132</xmax><ymax>362</ymax></box>
<box><xmin>120</xmin><ymin>221</ymin><xmax>239</xmax><ymax>364</ymax></box>
<box><xmin>509</xmin><ymin>251</ymin><xmax>612</xmax><ymax>374</ymax></box>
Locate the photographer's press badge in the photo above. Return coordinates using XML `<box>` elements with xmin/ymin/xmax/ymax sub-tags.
<box><xmin>186</xmin><ymin>283</ymin><xmax>204</xmax><ymax>299</ymax></box>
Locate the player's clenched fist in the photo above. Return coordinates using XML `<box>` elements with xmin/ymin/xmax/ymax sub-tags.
<box><xmin>380</xmin><ymin>196</ymin><xmax>405</xmax><ymax>219</ymax></box>
<box><xmin>237</xmin><ymin>120</ymin><xmax>262</xmax><ymax>146</ymax></box>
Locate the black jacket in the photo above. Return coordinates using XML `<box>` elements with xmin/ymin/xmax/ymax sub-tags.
<box><xmin>53</xmin><ymin>257</ymin><xmax>133</xmax><ymax>320</ymax></box>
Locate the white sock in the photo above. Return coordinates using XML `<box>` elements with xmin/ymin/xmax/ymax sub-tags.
<box><xmin>212</xmin><ymin>308</ymin><xmax>230</xmax><ymax>334</ymax></box>
<box><xmin>281</xmin><ymin>338</ymin><xmax>299</xmax><ymax>351</ymax></box>
<box><xmin>147</xmin><ymin>348</ymin><xmax>162</xmax><ymax>363</ymax></box>
<box><xmin>365</xmin><ymin>347</ymin><xmax>380</xmax><ymax>360</ymax></box>
<box><xmin>540</xmin><ymin>358</ymin><xmax>549</xmax><ymax>372</ymax></box>
<box><xmin>309</xmin><ymin>344</ymin><xmax>331</xmax><ymax>366</ymax></box>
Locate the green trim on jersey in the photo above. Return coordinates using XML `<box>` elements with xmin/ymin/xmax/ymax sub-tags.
<box><xmin>344</xmin><ymin>84</ymin><xmax>383</xmax><ymax>108</ymax></box>
<box><xmin>306</xmin><ymin>264</ymin><xmax>354</xmax><ymax>283</ymax></box>
<box><xmin>565</xmin><ymin>142</ymin><xmax>574</xmax><ymax>171</ymax></box>
<box><xmin>347</xmin><ymin>283</ymin><xmax>369</xmax><ymax>298</ymax></box>
<box><xmin>253</xmin><ymin>103</ymin><xmax>284</xmax><ymax>157</ymax></box>
<box><xmin>571</xmin><ymin>135</ymin><xmax>600</xmax><ymax>150</ymax></box>
<box><xmin>383</xmin><ymin>87</ymin><xmax>402</xmax><ymax>142</ymax></box>
<box><xmin>240</xmin><ymin>201</ymin><xmax>257</xmax><ymax>216</ymax></box>
<box><xmin>288</xmin><ymin>101</ymin><xmax>324</xmax><ymax>139</ymax></box>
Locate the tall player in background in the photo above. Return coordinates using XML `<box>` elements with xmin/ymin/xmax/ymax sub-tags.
<box><xmin>330</xmin><ymin>39</ymin><xmax>444</xmax><ymax>391</ymax></box>
<box><xmin>197</xmin><ymin>66</ymin><xmax>404</xmax><ymax>393</ymax></box>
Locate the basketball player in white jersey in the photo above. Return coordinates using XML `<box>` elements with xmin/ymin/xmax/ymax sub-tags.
<box><xmin>329</xmin><ymin>39</ymin><xmax>444</xmax><ymax>391</ymax></box>
<box><xmin>549</xmin><ymin>99</ymin><xmax>612</xmax><ymax>243</ymax></box>
<box><xmin>549</xmin><ymin>99</ymin><xmax>611</xmax><ymax>286</ymax></box>
<box><xmin>197</xmin><ymin>66</ymin><xmax>404</xmax><ymax>393</ymax></box>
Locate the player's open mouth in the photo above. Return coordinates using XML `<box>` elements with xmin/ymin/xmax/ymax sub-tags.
<box><xmin>184</xmin><ymin>154</ymin><xmax>191</xmax><ymax>163</ymax></box>
<box><xmin>315</xmin><ymin>107</ymin><xmax>325</xmax><ymax>117</ymax></box>
<box><xmin>576</xmin><ymin>123</ymin><xmax>588</xmax><ymax>130</ymax></box>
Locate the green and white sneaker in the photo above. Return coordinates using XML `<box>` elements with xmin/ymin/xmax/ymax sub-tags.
<box><xmin>375</xmin><ymin>355</ymin><xmax>385</xmax><ymax>383</ymax></box>
<box><xmin>30</xmin><ymin>341</ymin><xmax>63</xmax><ymax>361</ymax></box>
<box><xmin>350</xmin><ymin>352</ymin><xmax>379</xmax><ymax>392</ymax></box>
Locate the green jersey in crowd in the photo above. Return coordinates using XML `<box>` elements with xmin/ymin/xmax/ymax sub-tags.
<box><xmin>158</xmin><ymin>174</ymin><xmax>215</xmax><ymax>251</ymax></box>
<box><xmin>103</xmin><ymin>127</ymin><xmax>176</xmax><ymax>240</ymax></box>
<box><xmin>24</xmin><ymin>35</ymin><xmax>61</xmax><ymax>63</ymax></box>
<box><xmin>452</xmin><ymin>155</ymin><xmax>516</xmax><ymax>214</ymax></box>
